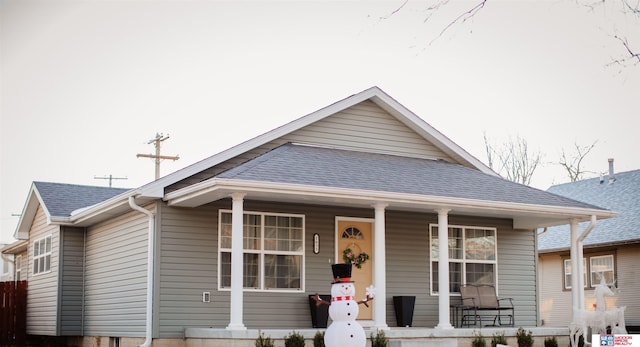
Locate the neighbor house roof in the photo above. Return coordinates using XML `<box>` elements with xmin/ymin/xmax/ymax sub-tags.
<box><xmin>538</xmin><ymin>169</ymin><xmax>640</xmax><ymax>252</ymax></box>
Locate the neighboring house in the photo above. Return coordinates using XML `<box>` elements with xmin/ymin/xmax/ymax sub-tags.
<box><xmin>0</xmin><ymin>243</ymin><xmax>11</xmax><ymax>281</ymax></box>
<box><xmin>7</xmin><ymin>87</ymin><xmax>614</xmax><ymax>346</ymax></box>
<box><xmin>538</xmin><ymin>163</ymin><xmax>640</xmax><ymax>330</ymax></box>
<box><xmin>1</xmin><ymin>240</ymin><xmax>28</xmax><ymax>281</ymax></box>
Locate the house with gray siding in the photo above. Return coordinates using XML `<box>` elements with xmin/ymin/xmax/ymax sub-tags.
<box><xmin>538</xmin><ymin>162</ymin><xmax>640</xmax><ymax>332</ymax></box>
<box><xmin>6</xmin><ymin>87</ymin><xmax>614</xmax><ymax>346</ymax></box>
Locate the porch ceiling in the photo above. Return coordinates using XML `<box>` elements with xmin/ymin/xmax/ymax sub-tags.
<box><xmin>164</xmin><ymin>178</ymin><xmax>615</xmax><ymax>229</ymax></box>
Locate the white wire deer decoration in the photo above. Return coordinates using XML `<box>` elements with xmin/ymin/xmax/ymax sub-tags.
<box><xmin>570</xmin><ymin>277</ymin><xmax>627</xmax><ymax>347</ymax></box>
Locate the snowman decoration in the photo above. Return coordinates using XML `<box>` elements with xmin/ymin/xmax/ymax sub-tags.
<box><xmin>313</xmin><ymin>263</ymin><xmax>375</xmax><ymax>347</ymax></box>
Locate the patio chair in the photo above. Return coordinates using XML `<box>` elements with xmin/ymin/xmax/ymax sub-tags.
<box><xmin>459</xmin><ymin>284</ymin><xmax>514</xmax><ymax>327</ymax></box>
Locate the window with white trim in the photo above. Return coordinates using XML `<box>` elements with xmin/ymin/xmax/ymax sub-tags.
<box><xmin>16</xmin><ymin>255</ymin><xmax>22</xmax><ymax>281</ymax></box>
<box><xmin>33</xmin><ymin>235</ymin><xmax>52</xmax><ymax>275</ymax></box>
<box><xmin>218</xmin><ymin>211</ymin><xmax>305</xmax><ymax>292</ymax></box>
<box><xmin>563</xmin><ymin>258</ymin><xmax>587</xmax><ymax>289</ymax></box>
<box><xmin>590</xmin><ymin>255</ymin><xmax>614</xmax><ymax>286</ymax></box>
<box><xmin>562</xmin><ymin>254</ymin><xmax>615</xmax><ymax>289</ymax></box>
<box><xmin>430</xmin><ymin>225</ymin><xmax>497</xmax><ymax>294</ymax></box>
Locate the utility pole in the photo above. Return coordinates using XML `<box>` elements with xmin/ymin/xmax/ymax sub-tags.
<box><xmin>136</xmin><ymin>133</ymin><xmax>179</xmax><ymax>180</ymax></box>
<box><xmin>94</xmin><ymin>174</ymin><xmax>127</xmax><ymax>187</ymax></box>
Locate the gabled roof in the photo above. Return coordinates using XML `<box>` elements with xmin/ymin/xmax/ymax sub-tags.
<box><xmin>14</xmin><ymin>182</ymin><xmax>130</xmax><ymax>239</ymax></box>
<box><xmin>139</xmin><ymin>86</ymin><xmax>496</xmax><ymax>198</ymax></box>
<box><xmin>538</xmin><ymin>169</ymin><xmax>640</xmax><ymax>252</ymax></box>
<box><xmin>166</xmin><ymin>143</ymin><xmax>614</xmax><ymax>229</ymax></box>
<box><xmin>11</xmin><ymin>88</ymin><xmax>618</xmax><ymax>234</ymax></box>
<box><xmin>33</xmin><ymin>182</ymin><xmax>130</xmax><ymax>217</ymax></box>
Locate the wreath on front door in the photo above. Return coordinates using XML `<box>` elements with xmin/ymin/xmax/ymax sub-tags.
<box><xmin>343</xmin><ymin>247</ymin><xmax>369</xmax><ymax>269</ymax></box>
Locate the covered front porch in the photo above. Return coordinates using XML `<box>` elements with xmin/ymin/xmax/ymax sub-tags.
<box><xmin>182</xmin><ymin>326</ymin><xmax>571</xmax><ymax>347</ymax></box>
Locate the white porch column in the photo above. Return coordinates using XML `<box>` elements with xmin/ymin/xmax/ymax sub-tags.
<box><xmin>569</xmin><ymin>219</ymin><xmax>580</xmax><ymax>321</ymax></box>
<box><xmin>576</xmin><ymin>235</ymin><xmax>586</xmax><ymax>311</ymax></box>
<box><xmin>436</xmin><ymin>208</ymin><xmax>453</xmax><ymax>329</ymax></box>
<box><xmin>572</xmin><ymin>215</ymin><xmax>596</xmax><ymax>319</ymax></box>
<box><xmin>227</xmin><ymin>192</ymin><xmax>247</xmax><ymax>330</ymax></box>
<box><xmin>373</xmin><ymin>203</ymin><xmax>388</xmax><ymax>330</ymax></box>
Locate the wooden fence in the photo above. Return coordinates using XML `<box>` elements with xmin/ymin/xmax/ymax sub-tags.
<box><xmin>0</xmin><ymin>280</ymin><xmax>27</xmax><ymax>346</ymax></box>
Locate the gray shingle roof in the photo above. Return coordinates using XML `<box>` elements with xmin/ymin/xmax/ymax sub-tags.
<box><xmin>218</xmin><ymin>144</ymin><xmax>605</xmax><ymax>209</ymax></box>
<box><xmin>33</xmin><ymin>181</ymin><xmax>130</xmax><ymax>218</ymax></box>
<box><xmin>537</xmin><ymin>169</ymin><xmax>640</xmax><ymax>251</ymax></box>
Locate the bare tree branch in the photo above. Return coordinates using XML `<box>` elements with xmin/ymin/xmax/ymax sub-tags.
<box><xmin>622</xmin><ymin>0</ymin><xmax>640</xmax><ymax>14</ymax></box>
<box><xmin>484</xmin><ymin>134</ymin><xmax>542</xmax><ymax>185</ymax></box>
<box><xmin>558</xmin><ymin>141</ymin><xmax>598</xmax><ymax>182</ymax></box>
<box><xmin>608</xmin><ymin>34</ymin><xmax>640</xmax><ymax>67</ymax></box>
<box><xmin>430</xmin><ymin>0</ymin><xmax>487</xmax><ymax>45</ymax></box>
<box><xmin>381</xmin><ymin>0</ymin><xmax>638</xmax><ymax>69</ymax></box>
<box><xmin>574</xmin><ymin>0</ymin><xmax>640</xmax><ymax>68</ymax></box>
<box><xmin>380</xmin><ymin>0</ymin><xmax>410</xmax><ymax>20</ymax></box>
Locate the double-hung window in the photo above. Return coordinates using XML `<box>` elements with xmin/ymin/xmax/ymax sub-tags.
<box><xmin>562</xmin><ymin>254</ymin><xmax>615</xmax><ymax>290</ymax></box>
<box><xmin>430</xmin><ymin>225</ymin><xmax>497</xmax><ymax>294</ymax></box>
<box><xmin>590</xmin><ymin>255</ymin><xmax>614</xmax><ymax>286</ymax></box>
<box><xmin>33</xmin><ymin>235</ymin><xmax>52</xmax><ymax>275</ymax></box>
<box><xmin>218</xmin><ymin>211</ymin><xmax>305</xmax><ymax>292</ymax></box>
<box><xmin>563</xmin><ymin>258</ymin><xmax>587</xmax><ymax>289</ymax></box>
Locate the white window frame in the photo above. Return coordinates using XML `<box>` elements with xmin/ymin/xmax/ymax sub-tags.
<box><xmin>15</xmin><ymin>255</ymin><xmax>22</xmax><ymax>281</ymax></box>
<box><xmin>217</xmin><ymin>210</ymin><xmax>305</xmax><ymax>293</ymax></box>
<box><xmin>589</xmin><ymin>254</ymin><xmax>615</xmax><ymax>287</ymax></box>
<box><xmin>33</xmin><ymin>235</ymin><xmax>52</xmax><ymax>275</ymax></box>
<box><xmin>429</xmin><ymin>224</ymin><xmax>498</xmax><ymax>295</ymax></box>
<box><xmin>562</xmin><ymin>254</ymin><xmax>615</xmax><ymax>290</ymax></box>
<box><xmin>563</xmin><ymin>258</ymin><xmax>587</xmax><ymax>289</ymax></box>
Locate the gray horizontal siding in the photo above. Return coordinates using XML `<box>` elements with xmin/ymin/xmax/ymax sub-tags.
<box><xmin>83</xmin><ymin>206</ymin><xmax>151</xmax><ymax>337</ymax></box>
<box><xmin>58</xmin><ymin>227</ymin><xmax>85</xmax><ymax>335</ymax></box>
<box><xmin>26</xmin><ymin>205</ymin><xmax>59</xmax><ymax>336</ymax></box>
<box><xmin>285</xmin><ymin>101</ymin><xmax>449</xmax><ymax>160</ymax></box>
<box><xmin>497</xmin><ymin>226</ymin><xmax>538</xmax><ymax>327</ymax></box>
<box><xmin>166</xmin><ymin>100</ymin><xmax>453</xmax><ymax>194</ymax></box>
<box><xmin>157</xmin><ymin>203</ymin><xmax>221</xmax><ymax>337</ymax></box>
<box><xmin>156</xmin><ymin>200</ymin><xmax>537</xmax><ymax>336</ymax></box>
<box><xmin>385</xmin><ymin>211</ymin><xmax>433</xmax><ymax>327</ymax></box>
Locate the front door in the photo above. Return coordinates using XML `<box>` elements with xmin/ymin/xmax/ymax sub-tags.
<box><xmin>337</xmin><ymin>218</ymin><xmax>374</xmax><ymax>320</ymax></box>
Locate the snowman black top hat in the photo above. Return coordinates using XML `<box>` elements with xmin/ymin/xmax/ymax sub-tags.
<box><xmin>331</xmin><ymin>263</ymin><xmax>353</xmax><ymax>283</ymax></box>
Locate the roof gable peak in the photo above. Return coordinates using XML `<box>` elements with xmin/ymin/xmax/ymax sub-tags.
<box><xmin>139</xmin><ymin>87</ymin><xmax>495</xmax><ymax>197</ymax></box>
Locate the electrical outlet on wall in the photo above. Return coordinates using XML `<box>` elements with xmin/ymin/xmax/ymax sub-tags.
<box><xmin>202</xmin><ymin>291</ymin><xmax>211</xmax><ymax>303</ymax></box>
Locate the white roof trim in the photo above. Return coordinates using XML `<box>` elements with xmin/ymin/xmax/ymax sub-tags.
<box><xmin>14</xmin><ymin>184</ymin><xmax>50</xmax><ymax>239</ymax></box>
<box><xmin>165</xmin><ymin>178</ymin><xmax>616</xmax><ymax>229</ymax></box>
<box><xmin>14</xmin><ymin>184</ymin><xmax>142</xmax><ymax>238</ymax></box>
<box><xmin>139</xmin><ymin>86</ymin><xmax>495</xmax><ymax>198</ymax></box>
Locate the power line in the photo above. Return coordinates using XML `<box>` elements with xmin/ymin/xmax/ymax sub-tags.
<box><xmin>136</xmin><ymin>133</ymin><xmax>179</xmax><ymax>180</ymax></box>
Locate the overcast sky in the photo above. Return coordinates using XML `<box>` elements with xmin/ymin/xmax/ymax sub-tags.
<box><xmin>2</xmin><ymin>0</ymin><xmax>639</xmax><ymax>243</ymax></box>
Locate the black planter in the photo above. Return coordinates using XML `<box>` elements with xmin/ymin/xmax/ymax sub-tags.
<box><xmin>393</xmin><ymin>296</ymin><xmax>416</xmax><ymax>327</ymax></box>
<box><xmin>309</xmin><ymin>295</ymin><xmax>331</xmax><ymax>328</ymax></box>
